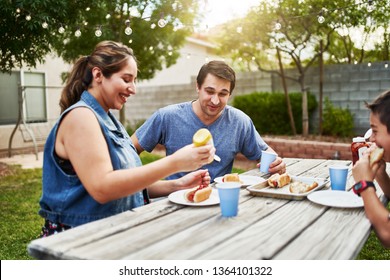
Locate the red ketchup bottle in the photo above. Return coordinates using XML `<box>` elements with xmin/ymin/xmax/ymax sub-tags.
<box><xmin>351</xmin><ymin>137</ymin><xmax>369</xmax><ymax>165</ymax></box>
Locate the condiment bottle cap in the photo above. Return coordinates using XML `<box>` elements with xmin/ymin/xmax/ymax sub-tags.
<box><xmin>352</xmin><ymin>137</ymin><xmax>365</xmax><ymax>142</ymax></box>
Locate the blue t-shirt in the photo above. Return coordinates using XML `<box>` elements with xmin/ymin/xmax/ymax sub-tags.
<box><xmin>136</xmin><ymin>101</ymin><xmax>268</xmax><ymax>181</ymax></box>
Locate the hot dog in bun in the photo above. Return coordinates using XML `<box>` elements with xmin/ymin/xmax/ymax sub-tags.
<box><xmin>268</xmin><ymin>173</ymin><xmax>291</xmax><ymax>188</ymax></box>
<box><xmin>184</xmin><ymin>185</ymin><xmax>212</xmax><ymax>203</ymax></box>
<box><xmin>370</xmin><ymin>146</ymin><xmax>384</xmax><ymax>166</ymax></box>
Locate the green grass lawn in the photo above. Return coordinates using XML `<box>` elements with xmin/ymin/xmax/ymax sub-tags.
<box><xmin>0</xmin><ymin>153</ymin><xmax>388</xmax><ymax>260</ymax></box>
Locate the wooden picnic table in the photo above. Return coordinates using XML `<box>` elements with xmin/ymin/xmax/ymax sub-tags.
<box><xmin>27</xmin><ymin>158</ymin><xmax>389</xmax><ymax>260</ymax></box>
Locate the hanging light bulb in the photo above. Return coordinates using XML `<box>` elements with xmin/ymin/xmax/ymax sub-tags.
<box><xmin>368</xmin><ymin>61</ymin><xmax>372</xmax><ymax>67</ymax></box>
<box><xmin>318</xmin><ymin>13</ymin><xmax>325</xmax><ymax>23</ymax></box>
<box><xmin>158</xmin><ymin>18</ymin><xmax>167</xmax><ymax>28</ymax></box>
<box><xmin>275</xmin><ymin>21</ymin><xmax>282</xmax><ymax>30</ymax></box>
<box><xmin>124</xmin><ymin>19</ymin><xmax>132</xmax><ymax>35</ymax></box>
<box><xmin>128</xmin><ymin>39</ymin><xmax>133</xmax><ymax>44</ymax></box>
<box><xmin>75</xmin><ymin>28</ymin><xmax>81</xmax><ymax>37</ymax></box>
<box><xmin>367</xmin><ymin>0</ymin><xmax>375</xmax><ymax>12</ymax></box>
<box><xmin>124</xmin><ymin>26</ymin><xmax>132</xmax><ymax>35</ymax></box>
<box><xmin>42</xmin><ymin>22</ymin><xmax>48</xmax><ymax>29</ymax></box>
<box><xmin>25</xmin><ymin>15</ymin><xmax>31</xmax><ymax>21</ymax></box>
<box><xmin>95</xmin><ymin>26</ymin><xmax>102</xmax><ymax>37</ymax></box>
<box><xmin>385</xmin><ymin>62</ymin><xmax>389</xmax><ymax>68</ymax></box>
<box><xmin>58</xmin><ymin>26</ymin><xmax>65</xmax><ymax>34</ymax></box>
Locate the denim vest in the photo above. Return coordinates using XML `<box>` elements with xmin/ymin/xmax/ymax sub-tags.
<box><xmin>39</xmin><ymin>91</ymin><xmax>146</xmax><ymax>227</ymax></box>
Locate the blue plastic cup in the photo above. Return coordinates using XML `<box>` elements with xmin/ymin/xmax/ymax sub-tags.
<box><xmin>329</xmin><ymin>165</ymin><xmax>349</xmax><ymax>191</ymax></box>
<box><xmin>260</xmin><ymin>151</ymin><xmax>277</xmax><ymax>173</ymax></box>
<box><xmin>216</xmin><ymin>182</ymin><xmax>241</xmax><ymax>217</ymax></box>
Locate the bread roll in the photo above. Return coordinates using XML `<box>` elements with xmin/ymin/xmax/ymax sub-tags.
<box><xmin>268</xmin><ymin>173</ymin><xmax>291</xmax><ymax>188</ymax></box>
<box><xmin>370</xmin><ymin>147</ymin><xmax>384</xmax><ymax>166</ymax></box>
<box><xmin>184</xmin><ymin>185</ymin><xmax>212</xmax><ymax>203</ymax></box>
<box><xmin>222</xmin><ymin>173</ymin><xmax>241</xmax><ymax>183</ymax></box>
<box><xmin>289</xmin><ymin>181</ymin><xmax>318</xmax><ymax>194</ymax></box>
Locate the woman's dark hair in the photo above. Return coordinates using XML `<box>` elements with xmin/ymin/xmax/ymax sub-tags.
<box><xmin>196</xmin><ymin>60</ymin><xmax>236</xmax><ymax>94</ymax></box>
<box><xmin>366</xmin><ymin>90</ymin><xmax>390</xmax><ymax>133</ymax></box>
<box><xmin>59</xmin><ymin>41</ymin><xmax>137</xmax><ymax>112</ymax></box>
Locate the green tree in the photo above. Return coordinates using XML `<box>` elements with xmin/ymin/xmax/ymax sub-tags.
<box><xmin>0</xmin><ymin>0</ymin><xmax>199</xmax><ymax>123</ymax></box>
<box><xmin>324</xmin><ymin>0</ymin><xmax>390</xmax><ymax>64</ymax></box>
<box><xmin>0</xmin><ymin>0</ymin><xmax>89</xmax><ymax>72</ymax></box>
<box><xmin>212</xmin><ymin>0</ymin><xmax>390</xmax><ymax>136</ymax></box>
<box><xmin>214</xmin><ymin>0</ymin><xmax>340</xmax><ymax>137</ymax></box>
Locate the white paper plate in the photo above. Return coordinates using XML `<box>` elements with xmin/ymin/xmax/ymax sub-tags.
<box><xmin>307</xmin><ymin>190</ymin><xmax>364</xmax><ymax>208</ymax></box>
<box><xmin>168</xmin><ymin>188</ymin><xmax>219</xmax><ymax>206</ymax></box>
<box><xmin>214</xmin><ymin>175</ymin><xmax>266</xmax><ymax>187</ymax></box>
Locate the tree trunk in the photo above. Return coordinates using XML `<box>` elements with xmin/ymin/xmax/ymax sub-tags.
<box><xmin>319</xmin><ymin>40</ymin><xmax>324</xmax><ymax>135</ymax></box>
<box><xmin>302</xmin><ymin>90</ymin><xmax>309</xmax><ymax>137</ymax></box>
<box><xmin>277</xmin><ymin>47</ymin><xmax>296</xmax><ymax>135</ymax></box>
<box><xmin>300</xmin><ymin>77</ymin><xmax>309</xmax><ymax>137</ymax></box>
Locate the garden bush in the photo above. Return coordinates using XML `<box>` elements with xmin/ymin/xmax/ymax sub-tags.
<box><xmin>321</xmin><ymin>97</ymin><xmax>354</xmax><ymax>138</ymax></box>
<box><xmin>232</xmin><ymin>92</ymin><xmax>317</xmax><ymax>135</ymax></box>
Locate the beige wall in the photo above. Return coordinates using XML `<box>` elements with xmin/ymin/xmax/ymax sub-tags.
<box><xmin>0</xmin><ymin>54</ymin><xmax>70</xmax><ymax>157</ymax></box>
<box><xmin>138</xmin><ymin>37</ymin><xmax>220</xmax><ymax>87</ymax></box>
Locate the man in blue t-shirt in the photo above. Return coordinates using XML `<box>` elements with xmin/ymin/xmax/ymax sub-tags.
<box><xmin>131</xmin><ymin>60</ymin><xmax>286</xmax><ymax>181</ymax></box>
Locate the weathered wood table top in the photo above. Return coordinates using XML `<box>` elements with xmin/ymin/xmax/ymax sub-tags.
<box><xmin>27</xmin><ymin>158</ymin><xmax>389</xmax><ymax>260</ymax></box>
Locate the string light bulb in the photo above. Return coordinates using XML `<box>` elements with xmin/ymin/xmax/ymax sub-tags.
<box><xmin>42</xmin><ymin>22</ymin><xmax>48</xmax><ymax>29</ymax></box>
<box><xmin>367</xmin><ymin>0</ymin><xmax>375</xmax><ymax>12</ymax></box>
<box><xmin>124</xmin><ymin>19</ymin><xmax>132</xmax><ymax>35</ymax></box>
<box><xmin>368</xmin><ymin>61</ymin><xmax>372</xmax><ymax>67</ymax></box>
<box><xmin>158</xmin><ymin>18</ymin><xmax>167</xmax><ymax>28</ymax></box>
<box><xmin>385</xmin><ymin>62</ymin><xmax>389</xmax><ymax>68</ymax></box>
<box><xmin>275</xmin><ymin>21</ymin><xmax>282</xmax><ymax>30</ymax></box>
<box><xmin>25</xmin><ymin>15</ymin><xmax>31</xmax><ymax>21</ymax></box>
<box><xmin>95</xmin><ymin>26</ymin><xmax>102</xmax><ymax>37</ymax></box>
<box><xmin>317</xmin><ymin>11</ymin><xmax>325</xmax><ymax>23</ymax></box>
<box><xmin>58</xmin><ymin>26</ymin><xmax>65</xmax><ymax>34</ymax></box>
<box><xmin>75</xmin><ymin>28</ymin><xmax>81</xmax><ymax>37</ymax></box>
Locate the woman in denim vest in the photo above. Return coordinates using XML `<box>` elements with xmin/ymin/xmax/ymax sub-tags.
<box><xmin>39</xmin><ymin>41</ymin><xmax>214</xmax><ymax>236</ymax></box>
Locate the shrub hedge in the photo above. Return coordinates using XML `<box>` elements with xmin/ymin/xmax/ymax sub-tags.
<box><xmin>232</xmin><ymin>92</ymin><xmax>317</xmax><ymax>135</ymax></box>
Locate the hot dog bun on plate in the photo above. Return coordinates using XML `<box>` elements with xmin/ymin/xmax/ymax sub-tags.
<box><xmin>222</xmin><ymin>173</ymin><xmax>242</xmax><ymax>183</ymax></box>
<box><xmin>184</xmin><ymin>185</ymin><xmax>212</xmax><ymax>203</ymax></box>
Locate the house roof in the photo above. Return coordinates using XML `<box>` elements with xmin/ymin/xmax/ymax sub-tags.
<box><xmin>186</xmin><ymin>35</ymin><xmax>216</xmax><ymax>49</ymax></box>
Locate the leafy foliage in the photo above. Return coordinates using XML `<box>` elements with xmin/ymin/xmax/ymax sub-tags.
<box><xmin>213</xmin><ymin>0</ymin><xmax>390</xmax><ymax>70</ymax></box>
<box><xmin>0</xmin><ymin>0</ymin><xmax>199</xmax><ymax>80</ymax></box>
<box><xmin>232</xmin><ymin>92</ymin><xmax>317</xmax><ymax>135</ymax></box>
<box><xmin>321</xmin><ymin>97</ymin><xmax>354</xmax><ymax>137</ymax></box>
